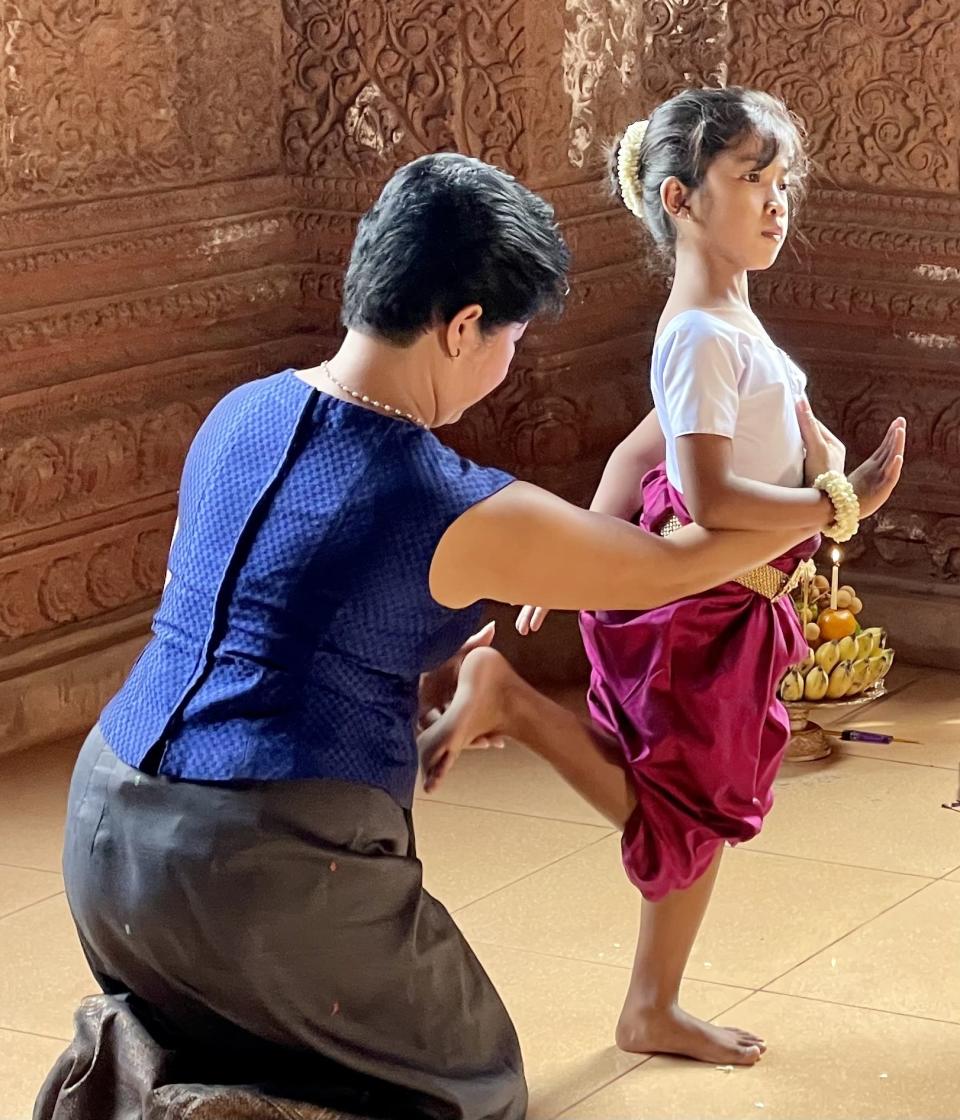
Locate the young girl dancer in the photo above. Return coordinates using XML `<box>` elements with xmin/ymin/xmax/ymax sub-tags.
<box><xmin>509</xmin><ymin>87</ymin><xmax>905</xmax><ymax>1066</ymax></box>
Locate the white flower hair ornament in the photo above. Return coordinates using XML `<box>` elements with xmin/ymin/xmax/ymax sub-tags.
<box><xmin>617</xmin><ymin>119</ymin><xmax>649</xmax><ymax>220</ymax></box>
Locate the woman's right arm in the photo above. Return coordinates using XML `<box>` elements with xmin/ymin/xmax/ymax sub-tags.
<box><xmin>515</xmin><ymin>408</ymin><xmax>665</xmax><ymax>632</ymax></box>
<box><xmin>430</xmin><ymin>417</ymin><xmax>905</xmax><ymax>613</ymax></box>
<box><xmin>432</xmin><ymin>482</ymin><xmax>815</xmax><ymax>611</ymax></box>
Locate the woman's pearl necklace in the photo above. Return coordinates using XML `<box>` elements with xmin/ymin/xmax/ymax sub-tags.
<box><xmin>321</xmin><ymin>361</ymin><xmax>429</xmax><ymax>429</ymax></box>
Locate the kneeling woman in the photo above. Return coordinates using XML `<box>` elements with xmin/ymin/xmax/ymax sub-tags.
<box><xmin>40</xmin><ymin>153</ymin><xmax>904</xmax><ymax>1120</ymax></box>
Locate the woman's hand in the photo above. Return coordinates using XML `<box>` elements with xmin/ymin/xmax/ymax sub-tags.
<box><xmin>797</xmin><ymin>399</ymin><xmax>846</xmax><ymax>484</ymax></box>
<box><xmin>849</xmin><ymin>417</ymin><xmax>906</xmax><ymax>518</ymax></box>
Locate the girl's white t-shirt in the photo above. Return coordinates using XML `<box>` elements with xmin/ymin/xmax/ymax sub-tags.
<box><xmin>651</xmin><ymin>309</ymin><xmax>807</xmax><ymax>494</ymax></box>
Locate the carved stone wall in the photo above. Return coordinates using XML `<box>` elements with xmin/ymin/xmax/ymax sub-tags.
<box><xmin>2</xmin><ymin>2</ymin><xmax>957</xmax><ymax>758</ymax></box>
<box><xmin>0</xmin><ymin>1</ymin><xmax>315</xmax><ymax>758</ymax></box>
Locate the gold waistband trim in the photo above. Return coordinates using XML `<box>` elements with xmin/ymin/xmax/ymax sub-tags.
<box><xmin>657</xmin><ymin>516</ymin><xmax>815</xmax><ymax>601</ymax></box>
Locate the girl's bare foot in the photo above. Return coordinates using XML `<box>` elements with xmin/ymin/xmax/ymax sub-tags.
<box><xmin>418</xmin><ymin>646</ymin><xmax>520</xmax><ymax>791</ymax></box>
<box><xmin>616</xmin><ymin>1003</ymin><xmax>765</xmax><ymax>1065</ymax></box>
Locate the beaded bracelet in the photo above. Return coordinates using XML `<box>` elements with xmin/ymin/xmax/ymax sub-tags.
<box><xmin>813</xmin><ymin>470</ymin><xmax>861</xmax><ymax>542</ymax></box>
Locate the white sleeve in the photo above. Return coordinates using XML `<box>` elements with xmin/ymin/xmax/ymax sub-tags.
<box><xmin>657</xmin><ymin>321</ymin><xmax>742</xmax><ymax>440</ymax></box>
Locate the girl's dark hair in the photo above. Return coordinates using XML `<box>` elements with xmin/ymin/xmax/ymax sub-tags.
<box><xmin>342</xmin><ymin>153</ymin><xmax>570</xmax><ymax>347</ymax></box>
<box><xmin>612</xmin><ymin>87</ymin><xmax>809</xmax><ymax>263</ymax></box>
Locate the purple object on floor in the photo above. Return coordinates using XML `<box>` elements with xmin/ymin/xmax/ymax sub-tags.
<box><xmin>840</xmin><ymin>729</ymin><xmax>893</xmax><ymax>744</ymax></box>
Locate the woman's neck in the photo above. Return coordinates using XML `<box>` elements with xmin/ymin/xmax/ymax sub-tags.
<box><xmin>299</xmin><ymin>331</ymin><xmax>441</xmax><ymax>427</ymax></box>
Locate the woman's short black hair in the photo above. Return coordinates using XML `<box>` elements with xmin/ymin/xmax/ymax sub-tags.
<box><xmin>341</xmin><ymin>153</ymin><xmax>570</xmax><ymax>347</ymax></box>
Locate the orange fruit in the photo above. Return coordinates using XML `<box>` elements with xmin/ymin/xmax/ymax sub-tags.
<box><xmin>818</xmin><ymin>608</ymin><xmax>857</xmax><ymax>641</ymax></box>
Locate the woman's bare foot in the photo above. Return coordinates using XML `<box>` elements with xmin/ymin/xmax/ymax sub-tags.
<box><xmin>616</xmin><ymin>1003</ymin><xmax>765</xmax><ymax>1065</ymax></box>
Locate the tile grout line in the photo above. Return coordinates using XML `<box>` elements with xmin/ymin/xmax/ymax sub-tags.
<box><xmin>0</xmin><ymin>1022</ymin><xmax>72</xmax><ymax>1044</ymax></box>
<box><xmin>426</xmin><ymin>805</ymin><xmax>947</xmax><ymax>881</ymax></box>
<box><xmin>416</xmin><ymin>796</ymin><xmax>609</xmax><ymax>829</ymax></box>
<box><xmin>451</xmin><ymin>830</ymin><xmax>617</xmax><ymax>916</ymax></box>
<box><xmin>829</xmin><ymin>749</ymin><xmax>959</xmax><ymax>772</ymax></box>
<box><xmin>740</xmin><ymin>845</ymin><xmax>941</xmax><ymax>880</ymax></box>
<box><xmin>0</xmin><ymin>860</ymin><xmax>63</xmax><ymax>876</ymax></box>
<box><xmin>547</xmin><ymin>1055</ymin><xmax>655</xmax><ymax>1120</ymax></box>
<box><xmin>472</xmin><ymin>936</ymin><xmax>759</xmax><ymax>996</ymax></box>
<box><xmin>756</xmin><ymin>876</ymin><xmax>938</xmax><ymax>993</ymax></box>
<box><xmin>471</xmin><ymin>938</ymin><xmax>633</xmax><ymax>974</ymax></box>
<box><xmin>751</xmin><ymin>986</ymin><xmax>960</xmax><ymax>1029</ymax></box>
<box><xmin>706</xmin><ymin>988</ymin><xmax>762</xmax><ymax>1024</ymax></box>
<box><xmin>0</xmin><ymin>889</ymin><xmax>66</xmax><ymax>925</ymax></box>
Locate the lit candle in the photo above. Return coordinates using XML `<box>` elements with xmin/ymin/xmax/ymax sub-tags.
<box><xmin>830</xmin><ymin>547</ymin><xmax>841</xmax><ymax>610</ymax></box>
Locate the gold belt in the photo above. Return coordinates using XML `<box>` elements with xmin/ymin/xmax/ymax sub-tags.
<box><xmin>657</xmin><ymin>516</ymin><xmax>815</xmax><ymax>601</ymax></box>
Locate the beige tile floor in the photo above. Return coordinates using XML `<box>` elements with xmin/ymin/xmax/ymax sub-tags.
<box><xmin>1</xmin><ymin>669</ymin><xmax>959</xmax><ymax>1119</ymax></box>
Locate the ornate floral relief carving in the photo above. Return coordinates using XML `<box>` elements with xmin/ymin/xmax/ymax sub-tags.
<box><xmin>69</xmin><ymin>420</ymin><xmax>138</xmax><ymax>502</ymax></box>
<box><xmin>0</xmin><ymin>437</ymin><xmax>69</xmax><ymax>523</ymax></box>
<box><xmin>282</xmin><ymin>0</ymin><xmax>458</xmax><ymax>177</ymax></box>
<box><xmin>799</xmin><ymin>220</ymin><xmax>960</xmax><ymax>261</ymax></box>
<box><xmin>928</xmin><ymin>518</ymin><xmax>960</xmax><ymax>580</ymax></box>
<box><xmin>0</xmin><ymin>216</ymin><xmax>288</xmax><ymax>292</ymax></box>
<box><xmin>138</xmin><ymin>404</ymin><xmax>202</xmax><ymax>486</ymax></box>
<box><xmin>829</xmin><ymin>385</ymin><xmax>926</xmax><ymax>463</ymax></box>
<box><xmin>504</xmin><ymin>393</ymin><xmax>585</xmax><ymax>469</ymax></box>
<box><xmin>281</xmin><ymin>1</ymin><xmax>530</xmax><ymax>180</ymax></box>
<box><xmin>0</xmin><ymin>271</ymin><xmax>298</xmax><ymax>355</ymax></box>
<box><xmin>0</xmin><ymin>572</ymin><xmax>36</xmax><ymax>641</ymax></box>
<box><xmin>729</xmin><ymin>1</ymin><xmax>959</xmax><ymax>192</ymax></box>
<box><xmin>930</xmin><ymin>399</ymin><xmax>960</xmax><ymax>468</ymax></box>
<box><xmin>751</xmin><ymin>273</ymin><xmax>960</xmax><ymax>326</ymax></box>
<box><xmin>132</xmin><ymin>527</ymin><xmax>170</xmax><ymax>592</ymax></box>
<box><xmin>0</xmin><ymin>400</ymin><xmax>200</xmax><ymax>535</ymax></box>
<box><xmin>0</xmin><ymin>0</ymin><xmax>278</xmax><ymax>205</ymax></box>
<box><xmin>38</xmin><ymin>556</ymin><xmax>86</xmax><ymax>624</ymax></box>
<box><xmin>87</xmin><ymin>541</ymin><xmax>133</xmax><ymax>610</ymax></box>
<box><xmin>453</xmin><ymin>1</ymin><xmax>526</xmax><ymax>173</ymax></box>
<box><xmin>561</xmin><ymin>0</ymin><xmax>729</xmax><ymax>169</ymax></box>
<box><xmin>562</xmin><ymin>0</ymin><xmax>639</xmax><ymax>169</ymax></box>
<box><xmin>0</xmin><ymin>515</ymin><xmax>174</xmax><ymax>641</ymax></box>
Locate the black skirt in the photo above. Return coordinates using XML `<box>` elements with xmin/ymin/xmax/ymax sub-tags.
<box><xmin>39</xmin><ymin>727</ymin><xmax>526</xmax><ymax>1120</ymax></box>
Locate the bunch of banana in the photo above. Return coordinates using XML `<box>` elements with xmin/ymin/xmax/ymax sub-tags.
<box><xmin>779</xmin><ymin>628</ymin><xmax>894</xmax><ymax>703</ymax></box>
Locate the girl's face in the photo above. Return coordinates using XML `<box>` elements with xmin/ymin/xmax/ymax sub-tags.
<box><xmin>679</xmin><ymin>135</ymin><xmax>794</xmax><ymax>273</ymax></box>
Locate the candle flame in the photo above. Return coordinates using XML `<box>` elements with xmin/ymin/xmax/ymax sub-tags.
<box><xmin>831</xmin><ymin>547</ymin><xmax>842</xmax><ymax>564</ymax></box>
